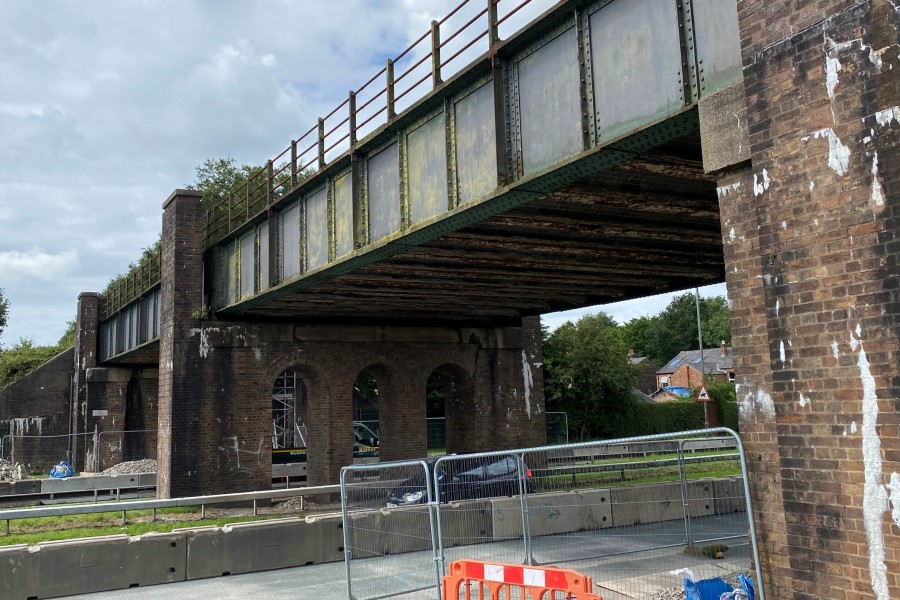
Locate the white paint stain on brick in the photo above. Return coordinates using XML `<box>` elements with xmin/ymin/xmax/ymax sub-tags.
<box><xmin>851</xmin><ymin>420</ymin><xmax>858</xmax><ymax>434</ymax></box>
<box><xmin>716</xmin><ymin>182</ymin><xmax>740</xmax><ymax>199</ymax></box>
<box><xmin>728</xmin><ymin>228</ymin><xmax>735</xmax><ymax>242</ymax></box>
<box><xmin>779</xmin><ymin>341</ymin><xmax>786</xmax><ymax>364</ymax></box>
<box><xmin>199</xmin><ymin>328</ymin><xmax>211</xmax><ymax>358</ymax></box>
<box><xmin>521</xmin><ymin>350</ymin><xmax>533</xmax><ymax>419</ymax></box>
<box><xmin>775</xmin><ymin>299</ymin><xmax>780</xmax><ymax>316</ymax></box>
<box><xmin>852</xmin><ymin>328</ymin><xmax>890</xmax><ymax>600</ymax></box>
<box><xmin>825</xmin><ymin>55</ymin><xmax>842</xmax><ymax>97</ymax></box>
<box><xmin>812</xmin><ymin>129</ymin><xmax>850</xmax><ymax>176</ymax></box>
<box><xmin>832</xmin><ymin>341</ymin><xmax>840</xmax><ymax>359</ymax></box>
<box><xmin>871</xmin><ymin>151</ymin><xmax>885</xmax><ymax>208</ymax></box>
<box><xmin>874</xmin><ymin>106</ymin><xmax>900</xmax><ymax>128</ymax></box>
<box><xmin>738</xmin><ymin>381</ymin><xmax>775</xmax><ymax>420</ymax></box>
<box><xmin>753</xmin><ymin>168</ymin><xmax>771</xmax><ymax>196</ymax></box>
<box><xmin>798</xmin><ymin>392</ymin><xmax>809</xmax><ymax>408</ymax></box>
<box><xmin>888</xmin><ymin>473</ymin><xmax>900</xmax><ymax>528</ymax></box>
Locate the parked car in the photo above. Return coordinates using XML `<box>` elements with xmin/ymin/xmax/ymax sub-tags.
<box><xmin>386</xmin><ymin>454</ymin><xmax>535</xmax><ymax>507</ymax></box>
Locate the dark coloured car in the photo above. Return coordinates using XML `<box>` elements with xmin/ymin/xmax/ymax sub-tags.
<box><xmin>386</xmin><ymin>455</ymin><xmax>535</xmax><ymax>507</ymax></box>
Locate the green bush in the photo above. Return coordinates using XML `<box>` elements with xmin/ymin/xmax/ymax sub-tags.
<box><xmin>613</xmin><ymin>399</ymin><xmax>706</xmax><ymax>438</ymax></box>
<box><xmin>706</xmin><ymin>380</ymin><xmax>738</xmax><ymax>431</ymax></box>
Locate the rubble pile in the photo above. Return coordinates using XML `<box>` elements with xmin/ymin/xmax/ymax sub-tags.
<box><xmin>0</xmin><ymin>458</ymin><xmax>23</xmax><ymax>481</ymax></box>
<box><xmin>101</xmin><ymin>458</ymin><xmax>157</xmax><ymax>476</ymax></box>
<box><xmin>643</xmin><ymin>572</ymin><xmax>748</xmax><ymax>600</ymax></box>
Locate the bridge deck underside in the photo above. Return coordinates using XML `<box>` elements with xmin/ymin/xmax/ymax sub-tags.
<box><xmin>239</xmin><ymin>134</ymin><xmax>723</xmax><ymax>325</ymax></box>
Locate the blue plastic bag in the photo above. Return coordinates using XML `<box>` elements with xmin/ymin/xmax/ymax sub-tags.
<box><xmin>684</xmin><ymin>577</ymin><xmax>733</xmax><ymax>600</ymax></box>
<box><xmin>48</xmin><ymin>460</ymin><xmax>74</xmax><ymax>478</ymax></box>
<box><xmin>739</xmin><ymin>574</ymin><xmax>755</xmax><ymax>600</ymax></box>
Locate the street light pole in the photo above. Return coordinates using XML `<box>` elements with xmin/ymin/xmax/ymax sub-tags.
<box><xmin>695</xmin><ymin>287</ymin><xmax>709</xmax><ymax>428</ymax></box>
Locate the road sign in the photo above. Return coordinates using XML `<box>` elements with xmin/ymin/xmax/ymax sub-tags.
<box><xmin>696</xmin><ymin>385</ymin><xmax>711</xmax><ymax>402</ymax></box>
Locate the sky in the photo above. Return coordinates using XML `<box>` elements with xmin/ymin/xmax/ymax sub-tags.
<box><xmin>0</xmin><ymin>1</ymin><xmax>727</xmax><ymax>347</ymax></box>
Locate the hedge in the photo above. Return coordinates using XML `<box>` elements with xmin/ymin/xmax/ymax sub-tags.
<box><xmin>616</xmin><ymin>400</ymin><xmax>705</xmax><ymax>438</ymax></box>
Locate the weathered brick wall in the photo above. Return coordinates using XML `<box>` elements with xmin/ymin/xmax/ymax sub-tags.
<box><xmin>157</xmin><ymin>189</ymin><xmax>205</xmax><ymax>499</ymax></box>
<box><xmin>156</xmin><ymin>321</ymin><xmax>547</xmax><ymax>495</ymax></box>
<box><xmin>0</xmin><ymin>347</ymin><xmax>73</xmax><ymax>472</ymax></box>
<box><xmin>124</xmin><ymin>371</ymin><xmax>158</xmax><ymax>464</ymax></box>
<box><xmin>729</xmin><ymin>1</ymin><xmax>900</xmax><ymax>597</ymax></box>
<box><xmin>71</xmin><ymin>292</ymin><xmax>99</xmax><ymax>471</ymax></box>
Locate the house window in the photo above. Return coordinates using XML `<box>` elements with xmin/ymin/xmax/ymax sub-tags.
<box><xmin>660</xmin><ymin>376</ymin><xmax>669</xmax><ymax>386</ymax></box>
<box><xmin>728</xmin><ymin>372</ymin><xmax>736</xmax><ymax>383</ymax></box>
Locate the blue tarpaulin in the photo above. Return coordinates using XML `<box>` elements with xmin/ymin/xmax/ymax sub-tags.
<box><xmin>684</xmin><ymin>578</ymin><xmax>733</xmax><ymax>600</ymax></box>
<box><xmin>48</xmin><ymin>460</ymin><xmax>74</xmax><ymax>478</ymax></box>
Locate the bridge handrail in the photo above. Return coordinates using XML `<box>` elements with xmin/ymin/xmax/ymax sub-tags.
<box><xmin>202</xmin><ymin>0</ymin><xmax>550</xmax><ymax>249</ymax></box>
<box><xmin>0</xmin><ymin>483</ymin><xmax>342</xmax><ymax>523</ymax></box>
<box><xmin>100</xmin><ymin>244</ymin><xmax>161</xmax><ymax>320</ymax></box>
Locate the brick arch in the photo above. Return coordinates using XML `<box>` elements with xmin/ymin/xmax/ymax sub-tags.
<box><xmin>426</xmin><ymin>363</ymin><xmax>475</xmax><ymax>455</ymax></box>
<box><xmin>355</xmin><ymin>360</ymin><xmax>431</xmax><ymax>462</ymax></box>
<box><xmin>264</xmin><ymin>354</ymin><xmax>354</xmax><ymax>486</ymax></box>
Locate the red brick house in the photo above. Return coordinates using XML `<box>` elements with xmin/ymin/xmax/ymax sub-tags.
<box><xmin>656</xmin><ymin>342</ymin><xmax>734</xmax><ymax>390</ymax></box>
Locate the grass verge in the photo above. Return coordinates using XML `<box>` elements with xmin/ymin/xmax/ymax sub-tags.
<box><xmin>0</xmin><ymin>506</ymin><xmax>296</xmax><ymax>547</ymax></box>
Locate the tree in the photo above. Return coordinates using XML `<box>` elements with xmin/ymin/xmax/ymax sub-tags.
<box><xmin>543</xmin><ymin>313</ymin><xmax>634</xmax><ymax>440</ymax></box>
<box><xmin>188</xmin><ymin>157</ymin><xmax>263</xmax><ymax>213</ymax></box>
<box><xmin>187</xmin><ymin>156</ymin><xmax>299</xmax><ymax>214</ymax></box>
<box><xmin>0</xmin><ymin>289</ymin><xmax>8</xmax><ymax>343</ymax></box>
<box><xmin>57</xmin><ymin>319</ymin><xmax>77</xmax><ymax>349</ymax></box>
<box><xmin>620</xmin><ymin>293</ymin><xmax>731</xmax><ymax>365</ymax></box>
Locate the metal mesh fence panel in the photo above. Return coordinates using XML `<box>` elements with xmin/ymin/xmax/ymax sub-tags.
<box><xmin>341</xmin><ymin>460</ymin><xmax>442</xmax><ymax>600</ymax></box>
<box><xmin>434</xmin><ymin>453</ymin><xmax>532</xmax><ymax>570</ymax></box>
<box><xmin>342</xmin><ymin>429</ymin><xmax>761</xmax><ymax>600</ymax></box>
<box><xmin>521</xmin><ymin>432</ymin><xmax>752</xmax><ymax>599</ymax></box>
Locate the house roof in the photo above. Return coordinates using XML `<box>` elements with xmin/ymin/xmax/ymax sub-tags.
<box><xmin>629</xmin><ymin>356</ymin><xmax>650</xmax><ymax>366</ymax></box>
<box><xmin>657</xmin><ymin>347</ymin><xmax>734</xmax><ymax>375</ymax></box>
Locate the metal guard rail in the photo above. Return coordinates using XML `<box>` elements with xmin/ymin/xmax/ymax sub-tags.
<box><xmin>0</xmin><ymin>484</ymin><xmax>341</xmax><ymax>525</ymax></box>
<box><xmin>536</xmin><ymin>451</ymin><xmax>740</xmax><ymax>478</ymax></box>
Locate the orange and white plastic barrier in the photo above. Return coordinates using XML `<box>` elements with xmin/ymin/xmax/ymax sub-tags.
<box><xmin>442</xmin><ymin>559</ymin><xmax>603</xmax><ymax>600</ymax></box>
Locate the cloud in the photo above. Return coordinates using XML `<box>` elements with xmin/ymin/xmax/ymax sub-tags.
<box><xmin>0</xmin><ymin>1</ymin><xmax>729</xmax><ymax>347</ymax></box>
<box><xmin>0</xmin><ymin>249</ymin><xmax>80</xmax><ymax>281</ymax></box>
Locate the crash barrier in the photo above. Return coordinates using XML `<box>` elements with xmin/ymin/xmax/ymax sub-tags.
<box><xmin>0</xmin><ymin>532</ymin><xmax>186</xmax><ymax>599</ymax></box>
<box><xmin>342</xmin><ymin>428</ymin><xmax>764</xmax><ymax>600</ymax></box>
<box><xmin>0</xmin><ymin>516</ymin><xmax>346</xmax><ymax>599</ymax></box>
<box><xmin>181</xmin><ymin>516</ymin><xmax>344</xmax><ymax>579</ymax></box>
<box><xmin>0</xmin><ymin>471</ymin><xmax>156</xmax><ymax>502</ymax></box>
<box><xmin>442</xmin><ymin>560</ymin><xmax>602</xmax><ymax>600</ymax></box>
<box><xmin>0</xmin><ymin>483</ymin><xmax>340</xmax><ymax>535</ymax></box>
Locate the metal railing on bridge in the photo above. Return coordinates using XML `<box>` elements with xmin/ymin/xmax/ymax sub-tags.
<box><xmin>203</xmin><ymin>0</ymin><xmax>554</xmax><ymax>248</ymax></box>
